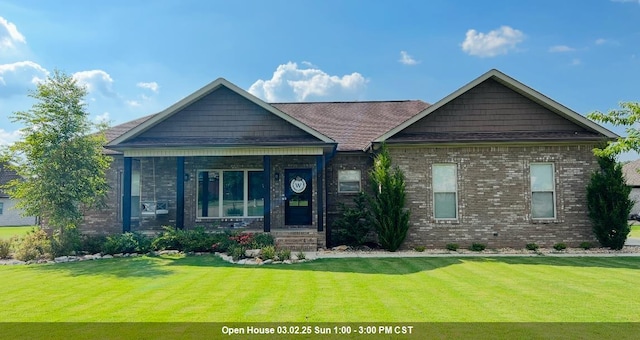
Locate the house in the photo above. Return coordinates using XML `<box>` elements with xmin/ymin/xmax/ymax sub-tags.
<box><xmin>82</xmin><ymin>69</ymin><xmax>616</xmax><ymax>249</ymax></box>
<box><xmin>622</xmin><ymin>160</ymin><xmax>640</xmax><ymax>215</ymax></box>
<box><xmin>0</xmin><ymin>164</ymin><xmax>37</xmax><ymax>226</ymax></box>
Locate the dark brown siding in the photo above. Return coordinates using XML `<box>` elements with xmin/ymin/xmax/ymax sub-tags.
<box><xmin>397</xmin><ymin>78</ymin><xmax>587</xmax><ymax>135</ymax></box>
<box><xmin>138</xmin><ymin>87</ymin><xmax>311</xmax><ymax>139</ymax></box>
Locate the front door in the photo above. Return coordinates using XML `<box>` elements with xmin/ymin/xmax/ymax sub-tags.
<box><xmin>285</xmin><ymin>169</ymin><xmax>312</xmax><ymax>225</ymax></box>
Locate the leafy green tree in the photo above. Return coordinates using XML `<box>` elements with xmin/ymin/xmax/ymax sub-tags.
<box><xmin>586</xmin><ymin>155</ymin><xmax>633</xmax><ymax>250</ymax></box>
<box><xmin>368</xmin><ymin>144</ymin><xmax>410</xmax><ymax>251</ymax></box>
<box><xmin>587</xmin><ymin>101</ymin><xmax>640</xmax><ymax>156</ymax></box>
<box><xmin>1</xmin><ymin>70</ymin><xmax>111</xmax><ymax>233</ymax></box>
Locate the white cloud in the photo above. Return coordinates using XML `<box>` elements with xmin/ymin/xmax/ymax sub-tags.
<box><xmin>461</xmin><ymin>26</ymin><xmax>525</xmax><ymax>57</ymax></box>
<box><xmin>0</xmin><ymin>61</ymin><xmax>49</xmax><ymax>97</ymax></box>
<box><xmin>0</xmin><ymin>16</ymin><xmax>25</xmax><ymax>50</ymax></box>
<box><xmin>595</xmin><ymin>38</ymin><xmax>608</xmax><ymax>45</ymax></box>
<box><xmin>248</xmin><ymin>62</ymin><xmax>367</xmax><ymax>102</ymax></box>
<box><xmin>94</xmin><ymin>112</ymin><xmax>110</xmax><ymax>124</ymax></box>
<box><xmin>72</xmin><ymin>70</ymin><xmax>115</xmax><ymax>97</ymax></box>
<box><xmin>0</xmin><ymin>128</ymin><xmax>22</xmax><ymax>145</ymax></box>
<box><xmin>571</xmin><ymin>58</ymin><xmax>582</xmax><ymax>66</ymax></box>
<box><xmin>549</xmin><ymin>45</ymin><xmax>575</xmax><ymax>53</ymax></box>
<box><xmin>126</xmin><ymin>100</ymin><xmax>141</xmax><ymax>107</ymax></box>
<box><xmin>136</xmin><ymin>81</ymin><xmax>159</xmax><ymax>92</ymax></box>
<box><xmin>399</xmin><ymin>51</ymin><xmax>419</xmax><ymax>65</ymax></box>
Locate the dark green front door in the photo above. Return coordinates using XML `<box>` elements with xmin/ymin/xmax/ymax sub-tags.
<box><xmin>284</xmin><ymin>169</ymin><xmax>312</xmax><ymax>225</ymax></box>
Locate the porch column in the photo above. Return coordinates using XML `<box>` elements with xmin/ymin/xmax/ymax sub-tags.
<box><xmin>122</xmin><ymin>157</ymin><xmax>132</xmax><ymax>233</ymax></box>
<box><xmin>263</xmin><ymin>155</ymin><xmax>271</xmax><ymax>232</ymax></box>
<box><xmin>316</xmin><ymin>155</ymin><xmax>324</xmax><ymax>232</ymax></box>
<box><xmin>176</xmin><ymin>157</ymin><xmax>185</xmax><ymax>230</ymax></box>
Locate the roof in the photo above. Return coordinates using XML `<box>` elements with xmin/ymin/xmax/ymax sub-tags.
<box><xmin>102</xmin><ymin>69</ymin><xmax>616</xmax><ymax>154</ymax></box>
<box><xmin>272</xmin><ymin>100</ymin><xmax>429</xmax><ymax>151</ymax></box>
<box><xmin>623</xmin><ymin>159</ymin><xmax>640</xmax><ymax>187</ymax></box>
<box><xmin>0</xmin><ymin>164</ymin><xmax>21</xmax><ymax>198</ymax></box>
<box><xmin>375</xmin><ymin>69</ymin><xmax>618</xmax><ymax>142</ymax></box>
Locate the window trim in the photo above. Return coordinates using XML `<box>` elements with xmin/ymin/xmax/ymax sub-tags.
<box><xmin>530</xmin><ymin>162</ymin><xmax>556</xmax><ymax>220</ymax></box>
<box><xmin>432</xmin><ymin>163</ymin><xmax>458</xmax><ymax>220</ymax></box>
<box><xmin>0</xmin><ymin>201</ymin><xmax>3</xmax><ymax>215</ymax></box>
<box><xmin>338</xmin><ymin>169</ymin><xmax>362</xmax><ymax>194</ymax></box>
<box><xmin>196</xmin><ymin>169</ymin><xmax>264</xmax><ymax>219</ymax></box>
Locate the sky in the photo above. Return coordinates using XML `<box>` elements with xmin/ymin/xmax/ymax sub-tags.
<box><xmin>0</xmin><ymin>0</ymin><xmax>639</xmax><ymax>158</ymax></box>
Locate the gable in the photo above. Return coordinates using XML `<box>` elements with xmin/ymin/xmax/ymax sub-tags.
<box><xmin>107</xmin><ymin>78</ymin><xmax>334</xmax><ymax>151</ymax></box>
<box><xmin>134</xmin><ymin>87</ymin><xmax>314</xmax><ymax>143</ymax></box>
<box><xmin>399</xmin><ymin>78</ymin><xmax>587</xmax><ymax>134</ymax></box>
<box><xmin>379</xmin><ymin>69</ymin><xmax>617</xmax><ymax>144</ymax></box>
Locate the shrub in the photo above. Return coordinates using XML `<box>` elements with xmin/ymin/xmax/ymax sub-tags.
<box><xmin>0</xmin><ymin>239</ymin><xmax>12</xmax><ymax>259</ymax></box>
<box><xmin>580</xmin><ymin>242</ymin><xmax>594</xmax><ymax>250</ymax></box>
<box><xmin>251</xmin><ymin>233</ymin><xmax>275</xmax><ymax>249</ymax></box>
<box><xmin>553</xmin><ymin>242</ymin><xmax>567</xmax><ymax>251</ymax></box>
<box><xmin>277</xmin><ymin>248</ymin><xmax>292</xmax><ymax>261</ymax></box>
<box><xmin>446</xmin><ymin>243</ymin><xmax>459</xmax><ymax>251</ymax></box>
<box><xmin>152</xmin><ymin>226</ymin><xmax>218</xmax><ymax>252</ymax></box>
<box><xmin>414</xmin><ymin>245</ymin><xmax>426</xmax><ymax>252</ymax></box>
<box><xmin>261</xmin><ymin>245</ymin><xmax>276</xmax><ymax>260</ymax></box>
<box><xmin>525</xmin><ymin>243</ymin><xmax>539</xmax><ymax>251</ymax></box>
<box><xmin>102</xmin><ymin>232</ymin><xmax>151</xmax><ymax>255</ymax></box>
<box><xmin>80</xmin><ymin>234</ymin><xmax>108</xmax><ymax>254</ymax></box>
<box><xmin>470</xmin><ymin>243</ymin><xmax>486</xmax><ymax>252</ymax></box>
<box><xmin>228</xmin><ymin>245</ymin><xmax>244</xmax><ymax>261</ymax></box>
<box><xmin>296</xmin><ymin>251</ymin><xmax>306</xmax><ymax>260</ymax></box>
<box><xmin>332</xmin><ymin>192</ymin><xmax>373</xmax><ymax>246</ymax></box>
<box><xmin>14</xmin><ymin>228</ymin><xmax>52</xmax><ymax>261</ymax></box>
<box><xmin>50</xmin><ymin>227</ymin><xmax>82</xmax><ymax>257</ymax></box>
<box><xmin>369</xmin><ymin>145</ymin><xmax>410</xmax><ymax>251</ymax></box>
<box><xmin>587</xmin><ymin>155</ymin><xmax>633</xmax><ymax>250</ymax></box>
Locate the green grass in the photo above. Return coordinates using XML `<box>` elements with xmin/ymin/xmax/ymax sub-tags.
<box><xmin>1</xmin><ymin>255</ymin><xmax>640</xmax><ymax>322</ymax></box>
<box><xmin>630</xmin><ymin>225</ymin><xmax>640</xmax><ymax>238</ymax></box>
<box><xmin>0</xmin><ymin>226</ymin><xmax>35</xmax><ymax>239</ymax></box>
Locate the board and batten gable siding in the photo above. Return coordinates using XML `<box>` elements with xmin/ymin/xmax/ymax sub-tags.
<box><xmin>396</xmin><ymin>78</ymin><xmax>588</xmax><ymax>135</ymax></box>
<box><xmin>135</xmin><ymin>86</ymin><xmax>311</xmax><ymax>140</ymax></box>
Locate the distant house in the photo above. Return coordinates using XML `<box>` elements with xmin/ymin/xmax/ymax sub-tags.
<box><xmin>623</xmin><ymin>160</ymin><xmax>640</xmax><ymax>215</ymax></box>
<box><xmin>79</xmin><ymin>69</ymin><xmax>616</xmax><ymax>249</ymax></box>
<box><xmin>0</xmin><ymin>164</ymin><xmax>37</xmax><ymax>226</ymax></box>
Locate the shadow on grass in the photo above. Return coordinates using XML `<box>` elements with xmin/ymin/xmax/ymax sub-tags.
<box><xmin>31</xmin><ymin>257</ymin><xmax>175</xmax><ymax>278</ymax></box>
<box><xmin>25</xmin><ymin>254</ymin><xmax>640</xmax><ymax>277</ymax></box>
<box><xmin>164</xmin><ymin>254</ymin><xmax>640</xmax><ymax>275</ymax></box>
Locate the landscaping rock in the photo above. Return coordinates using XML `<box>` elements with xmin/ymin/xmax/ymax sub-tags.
<box><xmin>10</xmin><ymin>260</ymin><xmax>25</xmax><ymax>265</ymax></box>
<box><xmin>54</xmin><ymin>256</ymin><xmax>69</xmax><ymax>263</ymax></box>
<box><xmin>102</xmin><ymin>254</ymin><xmax>113</xmax><ymax>259</ymax></box>
<box><xmin>284</xmin><ymin>260</ymin><xmax>292</xmax><ymax>264</ymax></box>
<box><xmin>255</xmin><ymin>258</ymin><xmax>263</xmax><ymax>265</ymax></box>
<box><xmin>159</xmin><ymin>250</ymin><xmax>179</xmax><ymax>255</ymax></box>
<box><xmin>113</xmin><ymin>253</ymin><xmax>124</xmax><ymax>258</ymax></box>
<box><xmin>245</xmin><ymin>249</ymin><xmax>261</xmax><ymax>258</ymax></box>
<box><xmin>332</xmin><ymin>245</ymin><xmax>349</xmax><ymax>251</ymax></box>
<box><xmin>263</xmin><ymin>259</ymin><xmax>273</xmax><ymax>264</ymax></box>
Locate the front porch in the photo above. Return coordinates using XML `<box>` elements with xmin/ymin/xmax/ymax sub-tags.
<box><xmin>120</xmin><ymin>153</ymin><xmax>329</xmax><ymax>249</ymax></box>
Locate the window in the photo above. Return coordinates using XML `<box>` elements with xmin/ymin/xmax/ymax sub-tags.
<box><xmin>197</xmin><ymin>170</ymin><xmax>264</xmax><ymax>218</ymax></box>
<box><xmin>0</xmin><ymin>202</ymin><xmax>3</xmax><ymax>215</ymax></box>
<box><xmin>338</xmin><ymin>170</ymin><xmax>361</xmax><ymax>193</ymax></box>
<box><xmin>433</xmin><ymin>164</ymin><xmax>457</xmax><ymax>219</ymax></box>
<box><xmin>530</xmin><ymin>163</ymin><xmax>555</xmax><ymax>219</ymax></box>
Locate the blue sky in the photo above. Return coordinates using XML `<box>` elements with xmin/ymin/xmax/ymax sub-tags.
<box><xmin>1</xmin><ymin>0</ymin><xmax>639</xmax><ymax>157</ymax></box>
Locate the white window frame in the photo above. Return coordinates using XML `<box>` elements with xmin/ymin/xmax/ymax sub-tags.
<box><xmin>197</xmin><ymin>169</ymin><xmax>264</xmax><ymax>219</ymax></box>
<box><xmin>338</xmin><ymin>170</ymin><xmax>362</xmax><ymax>193</ymax></box>
<box><xmin>530</xmin><ymin>162</ymin><xmax>556</xmax><ymax>220</ymax></box>
<box><xmin>432</xmin><ymin>163</ymin><xmax>458</xmax><ymax>220</ymax></box>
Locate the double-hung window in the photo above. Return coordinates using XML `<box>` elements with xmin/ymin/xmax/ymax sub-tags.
<box><xmin>338</xmin><ymin>170</ymin><xmax>361</xmax><ymax>193</ymax></box>
<box><xmin>197</xmin><ymin>170</ymin><xmax>264</xmax><ymax>218</ymax></box>
<box><xmin>530</xmin><ymin>163</ymin><xmax>555</xmax><ymax>219</ymax></box>
<box><xmin>432</xmin><ymin>164</ymin><xmax>457</xmax><ymax>219</ymax></box>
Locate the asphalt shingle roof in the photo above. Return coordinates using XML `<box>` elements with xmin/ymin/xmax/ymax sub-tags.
<box><xmin>623</xmin><ymin>159</ymin><xmax>640</xmax><ymax>187</ymax></box>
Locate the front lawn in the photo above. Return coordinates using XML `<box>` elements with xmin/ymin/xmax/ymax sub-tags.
<box><xmin>0</xmin><ymin>226</ymin><xmax>35</xmax><ymax>240</ymax></box>
<box><xmin>1</xmin><ymin>255</ymin><xmax>640</xmax><ymax>322</ymax></box>
<box><xmin>630</xmin><ymin>225</ymin><xmax>640</xmax><ymax>238</ymax></box>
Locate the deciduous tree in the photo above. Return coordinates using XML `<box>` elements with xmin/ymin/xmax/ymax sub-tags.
<box><xmin>1</xmin><ymin>70</ymin><xmax>111</xmax><ymax>233</ymax></box>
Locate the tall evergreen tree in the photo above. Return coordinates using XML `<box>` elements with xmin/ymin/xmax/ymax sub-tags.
<box><xmin>586</xmin><ymin>155</ymin><xmax>633</xmax><ymax>250</ymax></box>
<box><xmin>1</xmin><ymin>70</ymin><xmax>111</xmax><ymax>232</ymax></box>
<box><xmin>369</xmin><ymin>144</ymin><xmax>410</xmax><ymax>251</ymax></box>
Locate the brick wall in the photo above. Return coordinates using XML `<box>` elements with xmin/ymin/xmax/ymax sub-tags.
<box><xmin>388</xmin><ymin>144</ymin><xmax>599</xmax><ymax>249</ymax></box>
